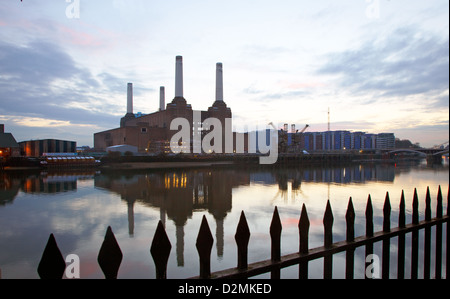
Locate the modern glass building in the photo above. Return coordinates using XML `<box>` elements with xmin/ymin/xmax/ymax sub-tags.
<box><xmin>297</xmin><ymin>131</ymin><xmax>395</xmax><ymax>152</ymax></box>
<box><xmin>376</xmin><ymin>133</ymin><xmax>396</xmax><ymax>149</ymax></box>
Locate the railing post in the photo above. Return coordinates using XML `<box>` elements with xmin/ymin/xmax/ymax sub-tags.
<box><xmin>345</xmin><ymin>198</ymin><xmax>355</xmax><ymax>279</ymax></box>
<box><xmin>270</xmin><ymin>207</ymin><xmax>282</xmax><ymax>279</ymax></box>
<box><xmin>411</xmin><ymin>188</ymin><xmax>419</xmax><ymax>279</ymax></box>
<box><xmin>235</xmin><ymin>211</ymin><xmax>251</xmax><ymax>271</ymax></box>
<box><xmin>196</xmin><ymin>216</ymin><xmax>214</xmax><ymax>279</ymax></box>
<box><xmin>298</xmin><ymin>204</ymin><xmax>310</xmax><ymax>279</ymax></box>
<box><xmin>150</xmin><ymin>221</ymin><xmax>172</xmax><ymax>279</ymax></box>
<box><xmin>446</xmin><ymin>185</ymin><xmax>449</xmax><ymax>280</ymax></box>
<box><xmin>323</xmin><ymin>200</ymin><xmax>334</xmax><ymax>279</ymax></box>
<box><xmin>365</xmin><ymin>195</ymin><xmax>374</xmax><ymax>279</ymax></box>
<box><xmin>424</xmin><ymin>187</ymin><xmax>432</xmax><ymax>279</ymax></box>
<box><xmin>398</xmin><ymin>191</ymin><xmax>406</xmax><ymax>279</ymax></box>
<box><xmin>98</xmin><ymin>226</ymin><xmax>123</xmax><ymax>279</ymax></box>
<box><xmin>37</xmin><ymin>234</ymin><xmax>66</xmax><ymax>279</ymax></box>
<box><xmin>382</xmin><ymin>192</ymin><xmax>391</xmax><ymax>279</ymax></box>
<box><xmin>435</xmin><ymin>186</ymin><xmax>443</xmax><ymax>279</ymax></box>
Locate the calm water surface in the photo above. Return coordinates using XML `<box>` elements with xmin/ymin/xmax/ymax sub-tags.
<box><xmin>0</xmin><ymin>159</ymin><xmax>448</xmax><ymax>279</ymax></box>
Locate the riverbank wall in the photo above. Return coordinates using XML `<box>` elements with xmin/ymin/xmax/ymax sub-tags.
<box><xmin>1</xmin><ymin>153</ymin><xmax>425</xmax><ymax>172</ymax></box>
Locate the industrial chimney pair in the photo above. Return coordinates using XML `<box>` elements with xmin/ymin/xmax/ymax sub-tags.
<box><xmin>175</xmin><ymin>55</ymin><xmax>224</xmax><ymax>102</ymax></box>
<box><xmin>126</xmin><ymin>83</ymin><xmax>166</xmax><ymax>115</ymax></box>
<box><xmin>126</xmin><ymin>56</ymin><xmax>224</xmax><ymax>115</ymax></box>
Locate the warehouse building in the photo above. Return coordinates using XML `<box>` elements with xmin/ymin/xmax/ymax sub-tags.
<box><xmin>19</xmin><ymin>139</ymin><xmax>76</xmax><ymax>157</ymax></box>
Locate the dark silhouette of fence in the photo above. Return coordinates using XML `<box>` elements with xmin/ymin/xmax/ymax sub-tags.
<box><xmin>36</xmin><ymin>186</ymin><xmax>448</xmax><ymax>279</ymax></box>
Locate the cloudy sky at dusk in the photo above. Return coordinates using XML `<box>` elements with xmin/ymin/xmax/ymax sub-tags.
<box><xmin>0</xmin><ymin>0</ymin><xmax>448</xmax><ymax>147</ymax></box>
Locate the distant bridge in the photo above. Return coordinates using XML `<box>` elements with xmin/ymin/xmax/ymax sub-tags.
<box><xmin>386</xmin><ymin>148</ymin><xmax>449</xmax><ymax>157</ymax></box>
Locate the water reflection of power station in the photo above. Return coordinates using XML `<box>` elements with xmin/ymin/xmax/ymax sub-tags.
<box><xmin>94</xmin><ymin>169</ymin><xmax>250</xmax><ymax>265</ymax></box>
<box><xmin>93</xmin><ymin>164</ymin><xmax>396</xmax><ymax>265</ymax></box>
<box><xmin>1</xmin><ymin>164</ymin><xmax>396</xmax><ymax>206</ymax></box>
<box><xmin>0</xmin><ymin>165</ymin><xmax>398</xmax><ymax>266</ymax></box>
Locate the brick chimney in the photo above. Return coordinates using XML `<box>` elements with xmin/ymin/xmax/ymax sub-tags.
<box><xmin>175</xmin><ymin>56</ymin><xmax>183</xmax><ymax>98</ymax></box>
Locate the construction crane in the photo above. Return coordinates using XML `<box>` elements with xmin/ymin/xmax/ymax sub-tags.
<box><xmin>297</xmin><ymin>124</ymin><xmax>310</xmax><ymax>134</ymax></box>
<box><xmin>268</xmin><ymin>123</ymin><xmax>309</xmax><ymax>134</ymax></box>
<box><xmin>268</xmin><ymin>122</ymin><xmax>277</xmax><ymax>130</ymax></box>
<box><xmin>268</xmin><ymin>123</ymin><xmax>310</xmax><ymax>154</ymax></box>
<box><xmin>290</xmin><ymin>124</ymin><xmax>310</xmax><ymax>153</ymax></box>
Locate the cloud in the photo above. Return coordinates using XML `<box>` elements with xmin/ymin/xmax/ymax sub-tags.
<box><xmin>243</xmin><ymin>81</ymin><xmax>314</xmax><ymax>102</ymax></box>
<box><xmin>0</xmin><ymin>40</ymin><xmax>128</xmax><ymax>145</ymax></box>
<box><xmin>318</xmin><ymin>26</ymin><xmax>449</xmax><ymax>100</ymax></box>
<box><xmin>392</xmin><ymin>120</ymin><xmax>449</xmax><ymax>147</ymax></box>
<box><xmin>0</xmin><ymin>40</ymin><xmax>93</xmax><ymax>86</ymax></box>
<box><xmin>263</xmin><ymin>90</ymin><xmax>311</xmax><ymax>100</ymax></box>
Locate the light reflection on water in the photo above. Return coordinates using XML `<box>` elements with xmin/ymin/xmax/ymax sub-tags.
<box><xmin>0</xmin><ymin>159</ymin><xmax>448</xmax><ymax>279</ymax></box>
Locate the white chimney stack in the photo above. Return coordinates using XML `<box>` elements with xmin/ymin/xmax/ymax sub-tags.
<box><xmin>175</xmin><ymin>56</ymin><xmax>183</xmax><ymax>98</ymax></box>
<box><xmin>127</xmin><ymin>83</ymin><xmax>133</xmax><ymax>114</ymax></box>
<box><xmin>160</xmin><ymin>86</ymin><xmax>165</xmax><ymax>111</ymax></box>
<box><xmin>216</xmin><ymin>62</ymin><xmax>224</xmax><ymax>102</ymax></box>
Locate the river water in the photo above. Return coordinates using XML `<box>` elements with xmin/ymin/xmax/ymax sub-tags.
<box><xmin>0</xmin><ymin>159</ymin><xmax>448</xmax><ymax>279</ymax></box>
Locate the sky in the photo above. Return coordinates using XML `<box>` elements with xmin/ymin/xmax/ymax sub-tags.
<box><xmin>0</xmin><ymin>0</ymin><xmax>448</xmax><ymax>148</ymax></box>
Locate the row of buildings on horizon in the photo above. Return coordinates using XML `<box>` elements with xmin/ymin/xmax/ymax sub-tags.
<box><xmin>93</xmin><ymin>56</ymin><xmax>396</xmax><ymax>155</ymax></box>
<box><xmin>1</xmin><ymin>56</ymin><xmax>397</xmax><ymax>159</ymax></box>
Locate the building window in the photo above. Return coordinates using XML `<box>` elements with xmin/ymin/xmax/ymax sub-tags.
<box><xmin>141</xmin><ymin>128</ymin><xmax>148</xmax><ymax>133</ymax></box>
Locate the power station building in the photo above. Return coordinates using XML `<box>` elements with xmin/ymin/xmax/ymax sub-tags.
<box><xmin>94</xmin><ymin>56</ymin><xmax>233</xmax><ymax>154</ymax></box>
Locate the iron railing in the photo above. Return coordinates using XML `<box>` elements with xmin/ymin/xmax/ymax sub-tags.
<box><xmin>34</xmin><ymin>186</ymin><xmax>448</xmax><ymax>279</ymax></box>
